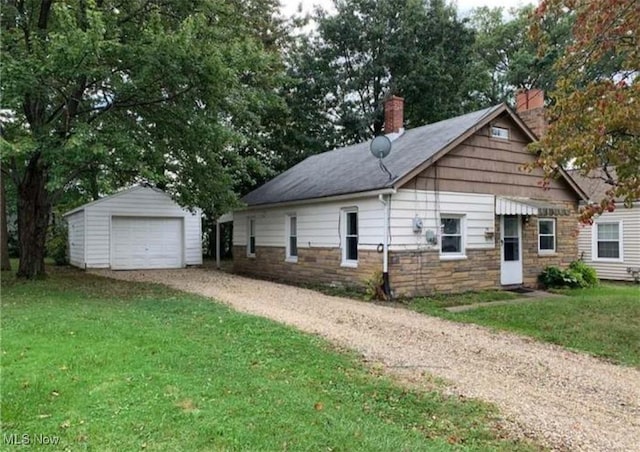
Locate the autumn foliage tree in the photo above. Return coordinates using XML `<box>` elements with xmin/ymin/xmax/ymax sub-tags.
<box><xmin>531</xmin><ymin>0</ymin><xmax>639</xmax><ymax>219</ymax></box>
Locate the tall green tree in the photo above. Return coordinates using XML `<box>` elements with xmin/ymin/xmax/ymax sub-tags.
<box><xmin>1</xmin><ymin>0</ymin><xmax>284</xmax><ymax>277</ymax></box>
<box><xmin>287</xmin><ymin>0</ymin><xmax>479</xmax><ymax>147</ymax></box>
<box><xmin>269</xmin><ymin>35</ymin><xmax>344</xmax><ymax>172</ymax></box>
<box><xmin>468</xmin><ymin>5</ymin><xmax>573</xmax><ymax>105</ymax></box>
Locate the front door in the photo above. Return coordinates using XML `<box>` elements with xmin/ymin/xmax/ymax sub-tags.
<box><xmin>501</xmin><ymin>215</ymin><xmax>523</xmax><ymax>285</ymax></box>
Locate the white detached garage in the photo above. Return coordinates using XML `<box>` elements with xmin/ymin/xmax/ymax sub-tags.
<box><xmin>64</xmin><ymin>186</ymin><xmax>202</xmax><ymax>270</ymax></box>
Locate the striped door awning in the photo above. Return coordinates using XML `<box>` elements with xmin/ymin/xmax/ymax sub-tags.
<box><xmin>495</xmin><ymin>197</ymin><xmax>571</xmax><ymax>216</ymax></box>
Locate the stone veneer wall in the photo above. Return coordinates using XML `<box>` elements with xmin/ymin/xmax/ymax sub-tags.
<box><xmin>233</xmin><ymin>246</ymin><xmax>382</xmax><ymax>288</ymax></box>
<box><xmin>388</xmin><ymin>209</ymin><xmax>579</xmax><ymax>297</ymax></box>
<box><xmin>388</xmin><ymin>248</ymin><xmax>501</xmax><ymax>297</ymax></box>
<box><xmin>521</xmin><ymin>210</ymin><xmax>580</xmax><ymax>286</ymax></box>
<box><xmin>233</xmin><ymin>208</ymin><xmax>579</xmax><ymax>297</ymax></box>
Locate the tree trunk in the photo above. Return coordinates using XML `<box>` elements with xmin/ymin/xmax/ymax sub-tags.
<box><xmin>16</xmin><ymin>162</ymin><xmax>51</xmax><ymax>278</ymax></box>
<box><xmin>1</xmin><ymin>174</ymin><xmax>11</xmax><ymax>271</ymax></box>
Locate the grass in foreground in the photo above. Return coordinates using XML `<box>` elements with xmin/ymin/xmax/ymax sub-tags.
<box><xmin>411</xmin><ymin>284</ymin><xmax>640</xmax><ymax>368</ymax></box>
<box><xmin>1</xmin><ymin>267</ymin><xmax>537</xmax><ymax>451</ymax></box>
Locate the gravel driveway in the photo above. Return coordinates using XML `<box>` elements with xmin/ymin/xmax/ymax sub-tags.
<box><xmin>93</xmin><ymin>268</ymin><xmax>640</xmax><ymax>451</ymax></box>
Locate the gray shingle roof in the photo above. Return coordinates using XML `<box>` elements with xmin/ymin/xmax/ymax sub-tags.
<box><xmin>242</xmin><ymin>104</ymin><xmax>506</xmax><ymax>206</ymax></box>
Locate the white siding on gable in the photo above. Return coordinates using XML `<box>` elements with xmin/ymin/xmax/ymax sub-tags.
<box><xmin>390</xmin><ymin>189</ymin><xmax>495</xmax><ymax>251</ymax></box>
<box><xmin>67</xmin><ymin>211</ymin><xmax>85</xmax><ymax>267</ymax></box>
<box><xmin>578</xmin><ymin>206</ymin><xmax>640</xmax><ymax>281</ymax></box>
<box><xmin>233</xmin><ymin>197</ymin><xmax>384</xmax><ymax>251</ymax></box>
<box><xmin>70</xmin><ymin>186</ymin><xmax>202</xmax><ymax>269</ymax></box>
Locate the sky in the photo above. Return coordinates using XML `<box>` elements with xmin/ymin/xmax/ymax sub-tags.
<box><xmin>280</xmin><ymin>0</ymin><xmax>535</xmax><ymax>18</ymax></box>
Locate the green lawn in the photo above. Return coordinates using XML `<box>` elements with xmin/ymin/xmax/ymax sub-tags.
<box><xmin>410</xmin><ymin>284</ymin><xmax>640</xmax><ymax>368</ymax></box>
<box><xmin>408</xmin><ymin>290</ymin><xmax>519</xmax><ymax>313</ymax></box>
<box><xmin>0</xmin><ymin>267</ymin><xmax>537</xmax><ymax>451</ymax></box>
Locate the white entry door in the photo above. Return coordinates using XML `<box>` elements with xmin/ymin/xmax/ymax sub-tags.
<box><xmin>501</xmin><ymin>215</ymin><xmax>523</xmax><ymax>285</ymax></box>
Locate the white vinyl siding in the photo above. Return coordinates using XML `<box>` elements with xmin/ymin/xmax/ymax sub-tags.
<box><xmin>233</xmin><ymin>197</ymin><xmax>383</xmax><ymax>251</ymax></box>
<box><xmin>233</xmin><ymin>190</ymin><xmax>499</xmax><ymax>256</ymax></box>
<box><xmin>538</xmin><ymin>218</ymin><xmax>556</xmax><ymax>254</ymax></box>
<box><xmin>578</xmin><ymin>206</ymin><xmax>640</xmax><ymax>281</ymax></box>
<box><xmin>390</xmin><ymin>190</ymin><xmax>495</xmax><ymax>251</ymax></box>
<box><xmin>67</xmin><ymin>211</ymin><xmax>85</xmax><ymax>267</ymax></box>
<box><xmin>66</xmin><ymin>186</ymin><xmax>202</xmax><ymax>269</ymax></box>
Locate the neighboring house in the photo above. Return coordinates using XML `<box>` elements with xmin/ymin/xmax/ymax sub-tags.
<box><xmin>231</xmin><ymin>92</ymin><xmax>588</xmax><ymax>297</ymax></box>
<box><xmin>63</xmin><ymin>185</ymin><xmax>202</xmax><ymax>270</ymax></box>
<box><xmin>571</xmin><ymin>170</ymin><xmax>640</xmax><ymax>282</ymax></box>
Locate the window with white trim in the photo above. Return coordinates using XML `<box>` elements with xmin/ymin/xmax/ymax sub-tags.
<box><xmin>594</xmin><ymin>222</ymin><xmax>622</xmax><ymax>261</ymax></box>
<box><xmin>247</xmin><ymin>217</ymin><xmax>256</xmax><ymax>257</ymax></box>
<box><xmin>490</xmin><ymin>126</ymin><xmax>509</xmax><ymax>140</ymax></box>
<box><xmin>342</xmin><ymin>208</ymin><xmax>358</xmax><ymax>266</ymax></box>
<box><xmin>538</xmin><ymin>218</ymin><xmax>556</xmax><ymax>253</ymax></box>
<box><xmin>286</xmin><ymin>214</ymin><xmax>297</xmax><ymax>262</ymax></box>
<box><xmin>440</xmin><ymin>215</ymin><xmax>465</xmax><ymax>257</ymax></box>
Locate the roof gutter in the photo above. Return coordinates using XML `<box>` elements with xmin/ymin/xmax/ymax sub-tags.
<box><xmin>579</xmin><ymin>199</ymin><xmax>640</xmax><ymax>208</ymax></box>
<box><xmin>238</xmin><ymin>187</ymin><xmax>397</xmax><ymax>211</ymax></box>
<box><xmin>556</xmin><ymin>167</ymin><xmax>590</xmax><ymax>202</ymax></box>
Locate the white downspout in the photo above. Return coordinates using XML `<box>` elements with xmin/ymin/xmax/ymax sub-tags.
<box><xmin>378</xmin><ymin>194</ymin><xmax>391</xmax><ymax>298</ymax></box>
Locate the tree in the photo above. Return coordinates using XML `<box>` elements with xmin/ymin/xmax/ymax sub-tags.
<box><xmin>1</xmin><ymin>174</ymin><xmax>10</xmax><ymax>271</ymax></box>
<box><xmin>0</xmin><ymin>0</ymin><xmax>283</xmax><ymax>277</ymax></box>
<box><xmin>287</xmin><ymin>0</ymin><xmax>479</xmax><ymax>147</ymax></box>
<box><xmin>531</xmin><ymin>0</ymin><xmax>639</xmax><ymax>220</ymax></box>
<box><xmin>268</xmin><ymin>35</ymin><xmax>344</xmax><ymax>172</ymax></box>
<box><xmin>468</xmin><ymin>5</ymin><xmax>573</xmax><ymax>105</ymax></box>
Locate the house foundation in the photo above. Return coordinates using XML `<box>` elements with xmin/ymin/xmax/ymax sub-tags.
<box><xmin>233</xmin><ymin>211</ymin><xmax>579</xmax><ymax>299</ymax></box>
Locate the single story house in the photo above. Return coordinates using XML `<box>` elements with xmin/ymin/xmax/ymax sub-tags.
<box><xmin>571</xmin><ymin>170</ymin><xmax>640</xmax><ymax>282</ymax></box>
<box><xmin>63</xmin><ymin>185</ymin><xmax>202</xmax><ymax>270</ymax></box>
<box><xmin>231</xmin><ymin>91</ymin><xmax>588</xmax><ymax>297</ymax></box>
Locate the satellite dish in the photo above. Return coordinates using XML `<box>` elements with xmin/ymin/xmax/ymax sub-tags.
<box><xmin>370</xmin><ymin>135</ymin><xmax>391</xmax><ymax>159</ymax></box>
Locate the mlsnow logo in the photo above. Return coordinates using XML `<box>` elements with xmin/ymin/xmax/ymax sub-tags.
<box><xmin>3</xmin><ymin>433</ymin><xmax>60</xmax><ymax>446</ymax></box>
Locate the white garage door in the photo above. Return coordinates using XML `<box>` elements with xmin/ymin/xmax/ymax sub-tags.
<box><xmin>111</xmin><ymin>217</ymin><xmax>183</xmax><ymax>269</ymax></box>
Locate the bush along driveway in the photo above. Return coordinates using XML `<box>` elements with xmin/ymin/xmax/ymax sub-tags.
<box><xmin>93</xmin><ymin>267</ymin><xmax>640</xmax><ymax>451</ymax></box>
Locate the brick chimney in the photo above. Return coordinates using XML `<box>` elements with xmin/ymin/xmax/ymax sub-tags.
<box><xmin>384</xmin><ymin>95</ymin><xmax>404</xmax><ymax>134</ymax></box>
<box><xmin>516</xmin><ymin>89</ymin><xmax>546</xmax><ymax>138</ymax></box>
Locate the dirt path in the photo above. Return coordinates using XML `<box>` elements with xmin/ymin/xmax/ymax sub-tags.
<box><xmin>93</xmin><ymin>268</ymin><xmax>640</xmax><ymax>451</ymax></box>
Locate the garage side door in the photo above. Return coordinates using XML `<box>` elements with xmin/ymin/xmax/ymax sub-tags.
<box><xmin>111</xmin><ymin>217</ymin><xmax>183</xmax><ymax>269</ymax></box>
